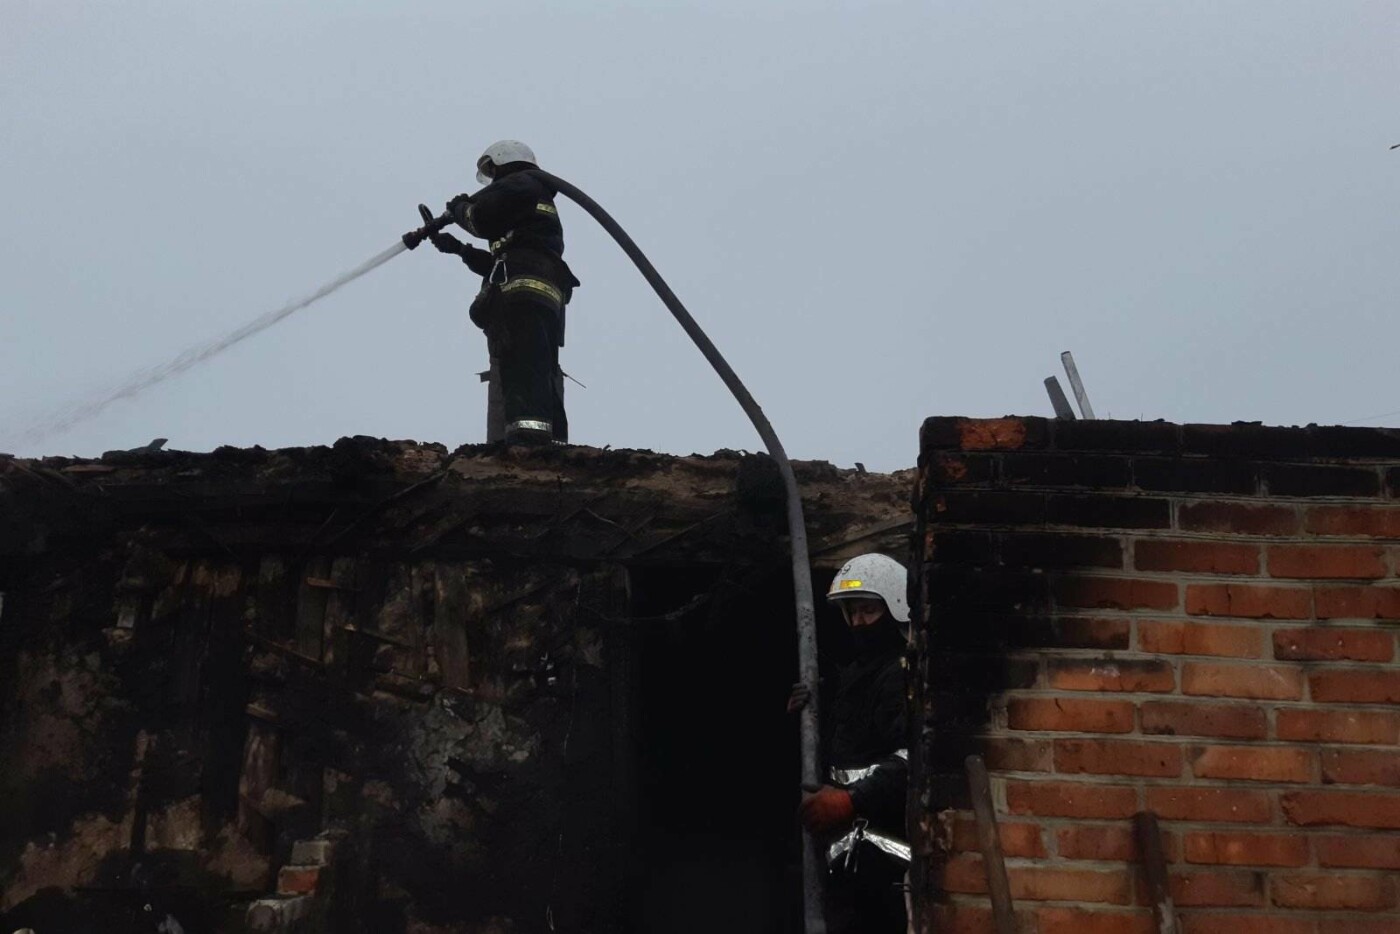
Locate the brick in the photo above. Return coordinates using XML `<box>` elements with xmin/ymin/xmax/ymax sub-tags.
<box><xmin>944</xmin><ymin>615</ymin><xmax>1125</xmax><ymax>653</ymax></box>
<box><xmin>938</xmin><ymin>615</ymin><xmax>1123</xmax><ymax>653</ymax></box>
<box><xmin>1307</xmin><ymin>505</ymin><xmax>1400</xmax><ymax>538</ymax></box>
<box><xmin>1182</xmin><ymin>917</ymin><xmax>1316</xmax><ymax>934</ymax></box>
<box><xmin>934</xmin><ymin>490</ymin><xmax>1047</xmax><ymax>525</ymax></box>
<box><xmin>1141</xmin><ymin>701</ymin><xmax>1268</xmax><ymax>740</ymax></box>
<box><xmin>928</xmin><ymin>655</ymin><xmax>1040</xmax><ymax>692</ymax></box>
<box><xmin>1007</xmin><ymin>697</ymin><xmax>1135</xmax><ymax>733</ymax></box>
<box><xmin>1179</xmin><ymin>502</ymin><xmax>1300</xmax><ymax>536</ymax></box>
<box><xmin>930</xmin><ymin>903</ymin><xmax>998</xmax><ymax>934</ymax></box>
<box><xmin>1169</xmin><ymin>870</ymin><xmax>1265</xmax><ymax>907</ymax></box>
<box><xmin>930</xmin><ymin>567</ymin><xmax>1051</xmax><ymax>611</ymax></box>
<box><xmin>1277</xmin><ymin>709</ymin><xmax>1400</xmax><ymax>745</ymax></box>
<box><xmin>1054</xmin><ymin>617</ymin><xmax>1133</xmax><ymax>650</ymax></box>
<box><xmin>932</xmin><ymin>529</ymin><xmax>998</xmax><ymax>565</ymax></box>
<box><xmin>1132</xmin><ymin>456</ymin><xmax>1257</xmax><ymax>495</ymax></box>
<box><xmin>1281</xmin><ymin>790</ymin><xmax>1400</xmax><ymax>829</ymax></box>
<box><xmin>1273</xmin><ymin>627</ymin><xmax>1395</xmax><ymax>662</ymax></box>
<box><xmin>951</xmin><ymin>815</ymin><xmax>1047</xmax><ymax>857</ymax></box>
<box><xmin>1314</xmin><ymin>587</ymin><xmax>1400</xmax><ymax>621</ymax></box>
<box><xmin>921</xmin><ymin>416</ymin><xmax>965</xmax><ymax>450</ymax></box>
<box><xmin>928</xmin><ymin>453</ymin><xmax>998</xmax><ymax>486</ymax></box>
<box><xmin>276</xmin><ymin>865</ymin><xmax>322</xmax><ymax>896</ymax></box>
<box><xmin>1311</xmin><ymin>425</ymin><xmax>1400</xmax><ymax>457</ymax></box>
<box><xmin>1056</xmin><ymin>824</ymin><xmax>1179</xmax><ymax>863</ymax></box>
<box><xmin>1047</xmin><ymin>495</ymin><xmax>1172</xmax><ymax>530</ymax></box>
<box><xmin>1182</xmin><ymin>663</ymin><xmax>1304</xmax><ymax>700</ymax></box>
<box><xmin>1036</xmin><ymin>908</ymin><xmax>1155</xmax><ymax>934</ymax></box>
<box><xmin>1272</xmin><ymin>872</ymin><xmax>1396</xmax><ymax>911</ymax></box>
<box><xmin>1146</xmin><ymin>787</ymin><xmax>1273</xmax><ymax>823</ymax></box>
<box><xmin>1003</xmin><ymin>453</ymin><xmax>1132</xmax><ymax>488</ymax></box>
<box><xmin>955</xmin><ymin>417</ymin><xmax>1033</xmax><ymax>451</ymax></box>
<box><xmin>1011</xmin><ymin>866</ymin><xmax>1134</xmax><ymax>905</ymax></box>
<box><xmin>1269</xmin><ymin>545</ymin><xmax>1387</xmax><ymax>580</ymax></box>
<box><xmin>1000</xmin><ymin>533</ymin><xmax>1124</xmax><ymax>569</ymax></box>
<box><xmin>1139</xmin><ymin>621</ymin><xmax>1264</xmax><ymax>658</ymax></box>
<box><xmin>941</xmin><ymin>856</ymin><xmax>994</xmax><ymax>894</ymax></box>
<box><xmin>1055</xmin><ymin>739</ymin><xmax>1184</xmax><ymax>777</ymax></box>
<box><xmin>1182</xmin><ymin>831</ymin><xmax>1309</xmax><ymax>866</ymax></box>
<box><xmin>1006</xmin><ymin>780</ymin><xmax>1139</xmax><ymax>819</ymax></box>
<box><xmin>944</xmin><ymin>856</ymin><xmax>1134</xmax><ymax>904</ymax></box>
<box><xmin>1048</xmin><ymin>658</ymin><xmax>1175</xmax><ymax>693</ymax></box>
<box><xmin>1185</xmin><ymin>584</ymin><xmax>1312</xmax><ymax>620</ymax></box>
<box><xmin>1135</xmin><ymin>540</ymin><xmax>1260</xmax><ymax>574</ymax></box>
<box><xmin>1189</xmin><ymin>745</ymin><xmax>1315</xmax><ymax>782</ymax></box>
<box><xmin>1315</xmin><ymin>834</ymin><xmax>1400</xmax><ymax>869</ymax></box>
<box><xmin>980</xmin><ymin>737</ymin><xmax>1053</xmax><ymax>772</ymax></box>
<box><xmin>1310</xmin><ymin>670</ymin><xmax>1400</xmax><ymax>704</ymax></box>
<box><xmin>937</xmin><ymin>614</ymin><xmax>1054</xmax><ymax>652</ymax></box>
<box><xmin>1181</xmin><ymin>423</ymin><xmax>1314</xmax><ymax>458</ymax></box>
<box><xmin>1057</xmin><ymin>419</ymin><xmax>1182</xmax><ymax>454</ymax></box>
<box><xmin>1317</xmin><ymin>921</ymin><xmax>1400</xmax><ymax>934</ymax></box>
<box><xmin>1263</xmin><ymin>463</ymin><xmax>1382</xmax><ymax>497</ymax></box>
<box><xmin>1322</xmin><ymin>749</ymin><xmax>1400</xmax><ymax>787</ymax></box>
<box><xmin>1054</xmin><ymin>577</ymin><xmax>1179</xmax><ymax>611</ymax></box>
<box><xmin>1293</xmin><ymin>632</ymin><xmax>1394</xmax><ymax>669</ymax></box>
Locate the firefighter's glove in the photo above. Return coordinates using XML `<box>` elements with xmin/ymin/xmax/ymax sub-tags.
<box><xmin>446</xmin><ymin>193</ymin><xmax>474</xmax><ymax>223</ymax></box>
<box><xmin>799</xmin><ymin>786</ymin><xmax>855</xmax><ymax>833</ymax></box>
<box><xmin>430</xmin><ymin>231</ymin><xmax>467</xmax><ymax>255</ymax></box>
<box><xmin>786</xmin><ymin>682</ymin><xmax>811</xmax><ymax>715</ymax></box>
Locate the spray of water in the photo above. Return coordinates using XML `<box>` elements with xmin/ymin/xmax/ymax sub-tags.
<box><xmin>7</xmin><ymin>241</ymin><xmax>409</xmax><ymax>449</ymax></box>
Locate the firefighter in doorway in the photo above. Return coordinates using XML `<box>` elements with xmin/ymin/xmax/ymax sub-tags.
<box><xmin>430</xmin><ymin>140</ymin><xmax>580</xmax><ymax>444</ymax></box>
<box><xmin>789</xmin><ymin>552</ymin><xmax>911</xmax><ymax>931</ymax></box>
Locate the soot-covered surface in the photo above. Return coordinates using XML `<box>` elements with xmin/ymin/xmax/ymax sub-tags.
<box><xmin>0</xmin><ymin>439</ymin><xmax>915</xmax><ymax>932</ymax></box>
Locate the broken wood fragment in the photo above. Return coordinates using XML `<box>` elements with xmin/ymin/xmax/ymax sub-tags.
<box><xmin>1134</xmin><ymin>810</ymin><xmax>1178</xmax><ymax>934</ymax></box>
<box><xmin>966</xmin><ymin>754</ymin><xmax>1017</xmax><ymax>934</ymax></box>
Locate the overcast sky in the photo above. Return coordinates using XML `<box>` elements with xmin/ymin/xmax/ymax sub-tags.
<box><xmin>3</xmin><ymin>0</ymin><xmax>1397</xmax><ymax>471</ymax></box>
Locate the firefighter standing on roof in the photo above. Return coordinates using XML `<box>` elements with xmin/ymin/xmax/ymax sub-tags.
<box><xmin>429</xmin><ymin>140</ymin><xmax>580</xmax><ymax>444</ymax></box>
<box><xmin>789</xmin><ymin>553</ymin><xmax>911</xmax><ymax>931</ymax></box>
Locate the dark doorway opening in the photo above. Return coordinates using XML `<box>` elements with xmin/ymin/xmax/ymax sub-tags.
<box><xmin>624</xmin><ymin>563</ymin><xmax>813</xmax><ymax>934</ymax></box>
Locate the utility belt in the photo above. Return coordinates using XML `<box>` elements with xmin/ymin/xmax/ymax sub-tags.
<box><xmin>827</xmin><ymin>749</ymin><xmax>911</xmax><ymax>870</ymax></box>
<box><xmin>483</xmin><ymin>248</ymin><xmax>568</xmax><ymax>303</ymax></box>
<box><xmin>473</xmin><ymin>247</ymin><xmax>576</xmax><ymax>347</ymax></box>
<box><xmin>486</xmin><ymin>263</ymin><xmax>567</xmax><ymax>310</ymax></box>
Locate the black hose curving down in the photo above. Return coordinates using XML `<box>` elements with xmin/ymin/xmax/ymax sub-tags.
<box><xmin>531</xmin><ymin>169</ymin><xmax>827</xmax><ymax>933</ymax></box>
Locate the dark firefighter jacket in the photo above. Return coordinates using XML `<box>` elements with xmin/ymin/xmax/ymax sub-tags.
<box><xmin>827</xmin><ymin>632</ymin><xmax>908</xmax><ymax>837</ymax></box>
<box><xmin>448</xmin><ymin>167</ymin><xmax>580</xmax><ymax>316</ymax></box>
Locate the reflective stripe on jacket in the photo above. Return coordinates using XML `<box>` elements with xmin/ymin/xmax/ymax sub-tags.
<box><xmin>827</xmin><ymin>750</ymin><xmax>911</xmax><ymax>867</ymax></box>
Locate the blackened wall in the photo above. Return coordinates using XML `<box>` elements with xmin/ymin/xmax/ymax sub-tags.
<box><xmin>0</xmin><ymin>440</ymin><xmax>912</xmax><ymax>933</ymax></box>
<box><xmin>910</xmin><ymin>417</ymin><xmax>1400</xmax><ymax>934</ymax></box>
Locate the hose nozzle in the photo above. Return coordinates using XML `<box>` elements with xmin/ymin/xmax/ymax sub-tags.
<box><xmin>402</xmin><ymin>203</ymin><xmax>453</xmax><ymax>250</ymax></box>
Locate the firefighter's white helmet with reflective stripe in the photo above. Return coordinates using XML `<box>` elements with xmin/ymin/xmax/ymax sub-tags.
<box><xmin>827</xmin><ymin>553</ymin><xmax>910</xmax><ymax>623</ymax></box>
<box><xmin>477</xmin><ymin>140</ymin><xmax>538</xmax><ymax>184</ymax></box>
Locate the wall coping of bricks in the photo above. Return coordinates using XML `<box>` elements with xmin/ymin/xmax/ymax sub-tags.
<box><xmin>922</xmin><ymin>416</ymin><xmax>1400</xmax><ymax>463</ymax></box>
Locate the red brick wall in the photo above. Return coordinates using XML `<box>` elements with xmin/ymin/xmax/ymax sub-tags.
<box><xmin>910</xmin><ymin>417</ymin><xmax>1400</xmax><ymax>934</ymax></box>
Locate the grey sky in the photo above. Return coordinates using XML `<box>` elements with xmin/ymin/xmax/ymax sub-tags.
<box><xmin>3</xmin><ymin>0</ymin><xmax>1397</xmax><ymax>472</ymax></box>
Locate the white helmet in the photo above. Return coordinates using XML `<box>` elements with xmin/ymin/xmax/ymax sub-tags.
<box><xmin>477</xmin><ymin>139</ymin><xmax>538</xmax><ymax>184</ymax></box>
<box><xmin>827</xmin><ymin>553</ymin><xmax>910</xmax><ymax>623</ymax></box>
